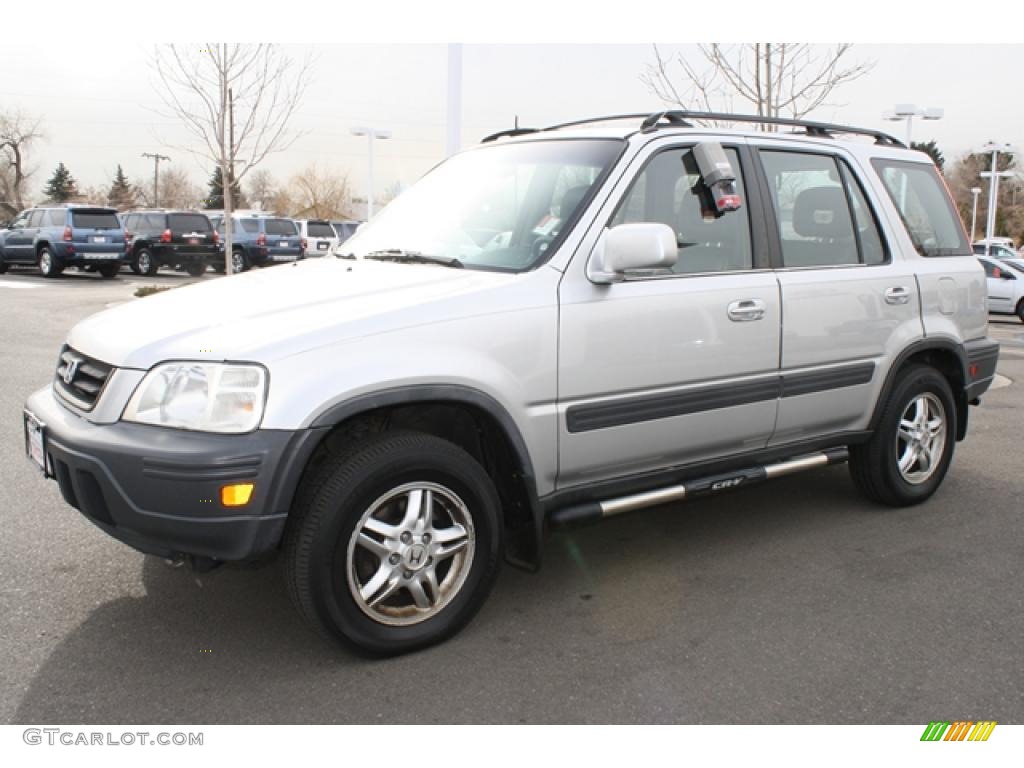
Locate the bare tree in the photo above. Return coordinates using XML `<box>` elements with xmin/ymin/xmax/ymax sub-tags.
<box><xmin>135</xmin><ymin>166</ymin><xmax>203</xmax><ymax>210</ymax></box>
<box><xmin>0</xmin><ymin>111</ymin><xmax>44</xmax><ymax>217</ymax></box>
<box><xmin>245</xmin><ymin>168</ymin><xmax>277</xmax><ymax>211</ymax></box>
<box><xmin>288</xmin><ymin>164</ymin><xmax>352</xmax><ymax>220</ymax></box>
<box><xmin>152</xmin><ymin>44</ymin><xmax>311</xmax><ymax>272</ymax></box>
<box><xmin>641</xmin><ymin>44</ymin><xmax>873</xmax><ymax>127</ymax></box>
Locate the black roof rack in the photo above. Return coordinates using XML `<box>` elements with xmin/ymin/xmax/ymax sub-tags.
<box><xmin>481</xmin><ymin>109</ymin><xmax>904</xmax><ymax>147</ymax></box>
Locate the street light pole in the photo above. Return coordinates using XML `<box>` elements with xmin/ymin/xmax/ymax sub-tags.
<box><xmin>883</xmin><ymin>104</ymin><xmax>943</xmax><ymax>146</ymax></box>
<box><xmin>980</xmin><ymin>142</ymin><xmax>1014</xmax><ymax>255</ymax></box>
<box><xmin>141</xmin><ymin>152</ymin><xmax>171</xmax><ymax>207</ymax></box>
<box><xmin>970</xmin><ymin>187</ymin><xmax>982</xmax><ymax>242</ymax></box>
<box><xmin>351</xmin><ymin>126</ymin><xmax>392</xmax><ymax>219</ymax></box>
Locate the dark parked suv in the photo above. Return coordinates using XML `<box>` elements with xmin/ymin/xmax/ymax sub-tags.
<box><xmin>0</xmin><ymin>206</ymin><xmax>126</xmax><ymax>278</ymax></box>
<box><xmin>209</xmin><ymin>214</ymin><xmax>304</xmax><ymax>273</ymax></box>
<box><xmin>122</xmin><ymin>210</ymin><xmax>218</xmax><ymax>276</ymax></box>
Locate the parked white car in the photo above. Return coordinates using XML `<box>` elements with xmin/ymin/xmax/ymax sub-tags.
<box><xmin>978</xmin><ymin>254</ymin><xmax>1024</xmax><ymax>322</ymax></box>
<box><xmin>295</xmin><ymin>219</ymin><xmax>339</xmax><ymax>257</ymax></box>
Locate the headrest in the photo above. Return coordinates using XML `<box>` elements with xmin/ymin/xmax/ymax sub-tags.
<box><xmin>559</xmin><ymin>185</ymin><xmax>591</xmax><ymax>220</ymax></box>
<box><xmin>792</xmin><ymin>186</ymin><xmax>850</xmax><ymax>239</ymax></box>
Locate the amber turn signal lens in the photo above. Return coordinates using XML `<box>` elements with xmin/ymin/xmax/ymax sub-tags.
<box><xmin>221</xmin><ymin>483</ymin><xmax>255</xmax><ymax>507</ymax></box>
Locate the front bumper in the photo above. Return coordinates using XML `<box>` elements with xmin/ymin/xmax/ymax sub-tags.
<box><xmin>24</xmin><ymin>386</ymin><xmax>323</xmax><ymax>561</ymax></box>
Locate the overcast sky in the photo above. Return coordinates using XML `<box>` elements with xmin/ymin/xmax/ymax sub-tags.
<box><xmin>1</xmin><ymin>43</ymin><xmax>1021</xmax><ymax>204</ymax></box>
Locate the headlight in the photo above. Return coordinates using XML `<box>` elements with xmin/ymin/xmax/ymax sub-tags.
<box><xmin>123</xmin><ymin>362</ymin><xmax>267</xmax><ymax>433</ymax></box>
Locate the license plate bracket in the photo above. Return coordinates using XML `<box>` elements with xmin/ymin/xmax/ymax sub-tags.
<box><xmin>23</xmin><ymin>409</ymin><xmax>52</xmax><ymax>478</ymax></box>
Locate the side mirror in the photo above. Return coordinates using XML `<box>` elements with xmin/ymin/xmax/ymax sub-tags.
<box><xmin>588</xmin><ymin>222</ymin><xmax>678</xmax><ymax>284</ymax></box>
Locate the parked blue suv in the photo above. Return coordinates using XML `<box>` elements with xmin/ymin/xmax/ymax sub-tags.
<box><xmin>208</xmin><ymin>214</ymin><xmax>304</xmax><ymax>273</ymax></box>
<box><xmin>0</xmin><ymin>206</ymin><xmax>127</xmax><ymax>278</ymax></box>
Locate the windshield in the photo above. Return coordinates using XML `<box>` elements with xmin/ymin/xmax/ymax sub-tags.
<box><xmin>342</xmin><ymin>139</ymin><xmax>623</xmax><ymax>271</ymax></box>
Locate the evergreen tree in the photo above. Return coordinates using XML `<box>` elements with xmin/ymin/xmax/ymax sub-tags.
<box><xmin>204</xmin><ymin>166</ymin><xmax>245</xmax><ymax>210</ymax></box>
<box><xmin>44</xmin><ymin>162</ymin><xmax>78</xmax><ymax>203</ymax></box>
<box><xmin>107</xmin><ymin>165</ymin><xmax>136</xmax><ymax>210</ymax></box>
<box><xmin>910</xmin><ymin>140</ymin><xmax>945</xmax><ymax>172</ymax></box>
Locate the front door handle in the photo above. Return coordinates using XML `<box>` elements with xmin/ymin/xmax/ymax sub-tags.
<box><xmin>727</xmin><ymin>299</ymin><xmax>766</xmax><ymax>322</ymax></box>
<box><xmin>885</xmin><ymin>286</ymin><xmax>910</xmax><ymax>305</ymax></box>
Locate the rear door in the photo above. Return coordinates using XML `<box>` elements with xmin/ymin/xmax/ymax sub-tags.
<box><xmin>754</xmin><ymin>145</ymin><xmax>923</xmax><ymax>446</ymax></box>
<box><xmin>306</xmin><ymin>219</ymin><xmax>338</xmax><ymax>254</ymax></box>
<box><xmin>265</xmin><ymin>218</ymin><xmax>301</xmax><ymax>259</ymax></box>
<box><xmin>168</xmin><ymin>212</ymin><xmax>215</xmax><ymax>257</ymax></box>
<box><xmin>69</xmin><ymin>209</ymin><xmax>124</xmax><ymax>259</ymax></box>
<box><xmin>557</xmin><ymin>139</ymin><xmax>782</xmax><ymax>489</ymax></box>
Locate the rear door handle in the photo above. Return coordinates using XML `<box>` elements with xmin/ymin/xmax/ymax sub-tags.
<box><xmin>885</xmin><ymin>286</ymin><xmax>910</xmax><ymax>305</ymax></box>
<box><xmin>727</xmin><ymin>299</ymin><xmax>766</xmax><ymax>322</ymax></box>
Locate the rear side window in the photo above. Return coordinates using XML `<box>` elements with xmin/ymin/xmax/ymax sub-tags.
<box><xmin>760</xmin><ymin>151</ymin><xmax>886</xmax><ymax>268</ymax></box>
<box><xmin>307</xmin><ymin>221</ymin><xmax>335</xmax><ymax>237</ymax></box>
<box><xmin>71</xmin><ymin>211</ymin><xmax>120</xmax><ymax>229</ymax></box>
<box><xmin>265</xmin><ymin>219</ymin><xmax>296</xmax><ymax>236</ymax></box>
<box><xmin>27</xmin><ymin>211</ymin><xmax>45</xmax><ymax>227</ymax></box>
<box><xmin>239</xmin><ymin>219</ymin><xmax>260</xmax><ymax>234</ymax></box>
<box><xmin>169</xmin><ymin>213</ymin><xmax>211</xmax><ymax>233</ymax></box>
<box><xmin>871</xmin><ymin>159</ymin><xmax>970</xmax><ymax>257</ymax></box>
<box><xmin>611</xmin><ymin>146</ymin><xmax>753</xmax><ymax>274</ymax></box>
<box><xmin>45</xmin><ymin>210</ymin><xmax>66</xmax><ymax>227</ymax></box>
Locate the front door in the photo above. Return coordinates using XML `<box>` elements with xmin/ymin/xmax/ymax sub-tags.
<box><xmin>557</xmin><ymin>142</ymin><xmax>781</xmax><ymax>490</ymax></box>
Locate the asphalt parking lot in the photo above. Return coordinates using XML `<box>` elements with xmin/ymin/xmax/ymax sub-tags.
<box><xmin>1</xmin><ymin>265</ymin><xmax>1022</xmax><ymax>725</ymax></box>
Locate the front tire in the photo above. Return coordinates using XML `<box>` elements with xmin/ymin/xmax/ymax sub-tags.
<box><xmin>850</xmin><ymin>364</ymin><xmax>955</xmax><ymax>507</ymax></box>
<box><xmin>38</xmin><ymin>247</ymin><xmax>63</xmax><ymax>278</ymax></box>
<box><xmin>1016</xmin><ymin>298</ymin><xmax>1024</xmax><ymax>324</ymax></box>
<box><xmin>283</xmin><ymin>431</ymin><xmax>502</xmax><ymax>656</ymax></box>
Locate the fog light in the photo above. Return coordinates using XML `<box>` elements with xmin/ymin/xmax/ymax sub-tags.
<box><xmin>221</xmin><ymin>483</ymin><xmax>254</xmax><ymax>507</ymax></box>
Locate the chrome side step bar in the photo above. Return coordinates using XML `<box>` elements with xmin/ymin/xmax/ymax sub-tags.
<box><xmin>548</xmin><ymin>448</ymin><xmax>849</xmax><ymax>528</ymax></box>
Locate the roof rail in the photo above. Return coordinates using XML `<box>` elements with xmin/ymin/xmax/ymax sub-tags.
<box><xmin>480</xmin><ymin>110</ymin><xmax>904</xmax><ymax>147</ymax></box>
<box><xmin>639</xmin><ymin>110</ymin><xmax>905</xmax><ymax>146</ymax></box>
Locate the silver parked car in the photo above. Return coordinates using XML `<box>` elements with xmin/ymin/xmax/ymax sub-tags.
<box><xmin>23</xmin><ymin>110</ymin><xmax>998</xmax><ymax>655</ymax></box>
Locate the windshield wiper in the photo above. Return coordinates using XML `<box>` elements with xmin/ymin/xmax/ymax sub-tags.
<box><xmin>364</xmin><ymin>249</ymin><xmax>463</xmax><ymax>269</ymax></box>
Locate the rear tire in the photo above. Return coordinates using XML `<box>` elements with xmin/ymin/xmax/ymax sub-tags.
<box><xmin>850</xmin><ymin>364</ymin><xmax>955</xmax><ymax>507</ymax></box>
<box><xmin>231</xmin><ymin>248</ymin><xmax>248</xmax><ymax>274</ymax></box>
<box><xmin>38</xmin><ymin>247</ymin><xmax>63</xmax><ymax>278</ymax></box>
<box><xmin>1016</xmin><ymin>298</ymin><xmax>1024</xmax><ymax>324</ymax></box>
<box><xmin>0</xmin><ymin>257</ymin><xmax>8</xmax><ymax>274</ymax></box>
<box><xmin>185</xmin><ymin>262</ymin><xmax>206</xmax><ymax>277</ymax></box>
<box><xmin>135</xmin><ymin>248</ymin><xmax>159</xmax><ymax>276</ymax></box>
<box><xmin>283</xmin><ymin>431</ymin><xmax>502</xmax><ymax>656</ymax></box>
<box><xmin>98</xmin><ymin>263</ymin><xmax>119</xmax><ymax>279</ymax></box>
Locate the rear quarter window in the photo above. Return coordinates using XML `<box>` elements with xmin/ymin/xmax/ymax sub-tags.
<box><xmin>871</xmin><ymin>159</ymin><xmax>970</xmax><ymax>257</ymax></box>
<box><xmin>71</xmin><ymin>211</ymin><xmax>121</xmax><ymax>229</ymax></box>
<box><xmin>240</xmin><ymin>219</ymin><xmax>260</xmax><ymax>234</ymax></box>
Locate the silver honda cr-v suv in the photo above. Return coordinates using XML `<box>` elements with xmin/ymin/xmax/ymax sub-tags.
<box><xmin>24</xmin><ymin>110</ymin><xmax>999</xmax><ymax>655</ymax></box>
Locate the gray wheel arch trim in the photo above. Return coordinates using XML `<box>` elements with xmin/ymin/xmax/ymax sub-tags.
<box><xmin>308</xmin><ymin>384</ymin><xmax>544</xmax><ymax>569</ymax></box>
<box><xmin>868</xmin><ymin>338</ymin><xmax>973</xmax><ymax>440</ymax></box>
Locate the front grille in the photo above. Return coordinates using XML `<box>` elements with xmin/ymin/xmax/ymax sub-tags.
<box><xmin>54</xmin><ymin>345</ymin><xmax>114</xmax><ymax>411</ymax></box>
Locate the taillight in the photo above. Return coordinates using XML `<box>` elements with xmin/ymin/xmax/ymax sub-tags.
<box><xmin>256</xmin><ymin>233</ymin><xmax>266</xmax><ymax>247</ymax></box>
<box><xmin>63</xmin><ymin>226</ymin><xmax>72</xmax><ymax>241</ymax></box>
<box><xmin>301</xmin><ymin>238</ymin><xmax>307</xmax><ymax>252</ymax></box>
<box><xmin>212</xmin><ymin>230</ymin><xmax>220</xmax><ymax>245</ymax></box>
<box><xmin>160</xmin><ymin>228</ymin><xmax>172</xmax><ymax>243</ymax></box>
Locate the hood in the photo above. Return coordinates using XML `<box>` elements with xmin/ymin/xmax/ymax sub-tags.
<box><xmin>68</xmin><ymin>259</ymin><xmax>517</xmax><ymax>369</ymax></box>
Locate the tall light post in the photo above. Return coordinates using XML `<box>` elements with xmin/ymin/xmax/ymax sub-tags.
<box><xmin>351</xmin><ymin>126</ymin><xmax>391</xmax><ymax>220</ymax></box>
<box><xmin>883</xmin><ymin>104</ymin><xmax>943</xmax><ymax>146</ymax></box>
<box><xmin>970</xmin><ymin>187</ymin><xmax>982</xmax><ymax>242</ymax></box>
<box><xmin>980</xmin><ymin>141</ymin><xmax>1014</xmax><ymax>254</ymax></box>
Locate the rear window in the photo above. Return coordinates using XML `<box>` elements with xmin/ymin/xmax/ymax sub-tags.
<box><xmin>307</xmin><ymin>222</ymin><xmax>335</xmax><ymax>237</ymax></box>
<box><xmin>70</xmin><ymin>210</ymin><xmax>120</xmax><ymax>229</ymax></box>
<box><xmin>169</xmin><ymin>213</ymin><xmax>211</xmax><ymax>233</ymax></box>
<box><xmin>871</xmin><ymin>159</ymin><xmax>970</xmax><ymax>257</ymax></box>
<box><xmin>265</xmin><ymin>219</ymin><xmax>296</xmax><ymax>236</ymax></box>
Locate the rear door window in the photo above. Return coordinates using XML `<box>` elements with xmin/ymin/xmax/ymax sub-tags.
<box><xmin>871</xmin><ymin>159</ymin><xmax>970</xmax><ymax>257</ymax></box>
<box><xmin>45</xmin><ymin>209</ymin><xmax>67</xmax><ymax>227</ymax></box>
<box><xmin>240</xmin><ymin>218</ymin><xmax>260</xmax><ymax>234</ymax></box>
<box><xmin>70</xmin><ymin>210</ymin><xmax>120</xmax><ymax>229</ymax></box>
<box><xmin>169</xmin><ymin>213</ymin><xmax>211</xmax><ymax>233</ymax></box>
<box><xmin>27</xmin><ymin>211</ymin><xmax>45</xmax><ymax>228</ymax></box>
<box><xmin>265</xmin><ymin>219</ymin><xmax>296</xmax><ymax>236</ymax></box>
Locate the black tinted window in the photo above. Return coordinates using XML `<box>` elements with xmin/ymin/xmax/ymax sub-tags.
<box><xmin>71</xmin><ymin>211</ymin><xmax>121</xmax><ymax>229</ymax></box>
<box><xmin>872</xmin><ymin>159</ymin><xmax>970</xmax><ymax>257</ymax></box>
<box><xmin>170</xmin><ymin>214</ymin><xmax>211</xmax><ymax>233</ymax></box>
<box><xmin>307</xmin><ymin>222</ymin><xmax>335</xmax><ymax>237</ymax></box>
<box><xmin>612</xmin><ymin>146</ymin><xmax>752</xmax><ymax>274</ymax></box>
<box><xmin>265</xmin><ymin>219</ymin><xmax>296</xmax><ymax>236</ymax></box>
